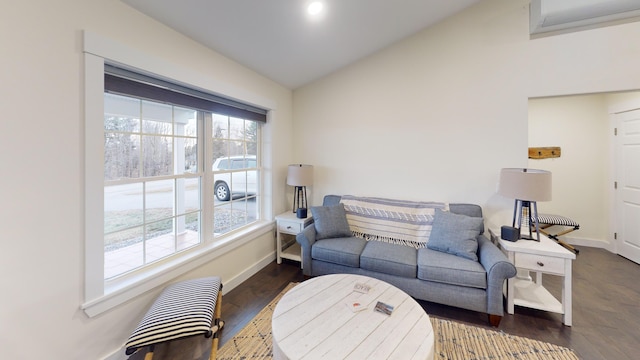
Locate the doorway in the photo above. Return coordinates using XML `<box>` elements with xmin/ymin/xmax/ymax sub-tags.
<box><xmin>528</xmin><ymin>91</ymin><xmax>640</xmax><ymax>263</ymax></box>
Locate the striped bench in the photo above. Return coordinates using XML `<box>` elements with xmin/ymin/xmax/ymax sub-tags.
<box><xmin>125</xmin><ymin>276</ymin><xmax>223</xmax><ymax>360</ymax></box>
<box><xmin>537</xmin><ymin>214</ymin><xmax>580</xmax><ymax>254</ymax></box>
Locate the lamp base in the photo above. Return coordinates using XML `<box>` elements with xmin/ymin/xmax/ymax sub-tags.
<box><xmin>292</xmin><ymin>186</ymin><xmax>308</xmax><ymax>218</ymax></box>
<box><xmin>511</xmin><ymin>199</ymin><xmax>541</xmax><ymax>242</ymax></box>
<box><xmin>519</xmin><ymin>234</ymin><xmax>540</xmax><ymax>242</ymax></box>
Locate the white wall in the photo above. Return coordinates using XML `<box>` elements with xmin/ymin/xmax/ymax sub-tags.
<box><xmin>606</xmin><ymin>91</ymin><xmax>640</xmax><ymax>109</ymax></box>
<box><xmin>293</xmin><ymin>0</ymin><xmax>640</xmax><ymax>233</ymax></box>
<box><xmin>528</xmin><ymin>95</ymin><xmax>610</xmax><ymax>246</ymax></box>
<box><xmin>0</xmin><ymin>1</ymin><xmax>293</xmax><ymax>359</ymax></box>
<box><xmin>2</xmin><ymin>0</ymin><xmax>640</xmax><ymax>357</ymax></box>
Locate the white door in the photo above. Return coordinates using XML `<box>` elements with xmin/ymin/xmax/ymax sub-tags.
<box><xmin>614</xmin><ymin>108</ymin><xmax>640</xmax><ymax>264</ymax></box>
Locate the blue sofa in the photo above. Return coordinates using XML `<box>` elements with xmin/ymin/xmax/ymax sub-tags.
<box><xmin>296</xmin><ymin>195</ymin><xmax>517</xmax><ymax>326</ymax></box>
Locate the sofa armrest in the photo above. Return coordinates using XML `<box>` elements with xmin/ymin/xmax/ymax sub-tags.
<box><xmin>296</xmin><ymin>224</ymin><xmax>317</xmax><ymax>276</ymax></box>
<box><xmin>477</xmin><ymin>235</ymin><xmax>517</xmax><ymax>316</ymax></box>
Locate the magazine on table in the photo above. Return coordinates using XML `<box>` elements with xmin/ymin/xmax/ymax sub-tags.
<box><xmin>345</xmin><ymin>301</ymin><xmax>367</xmax><ymax>313</ymax></box>
<box><xmin>374</xmin><ymin>301</ymin><xmax>394</xmax><ymax>316</ymax></box>
<box><xmin>353</xmin><ymin>282</ymin><xmax>372</xmax><ymax>294</ymax></box>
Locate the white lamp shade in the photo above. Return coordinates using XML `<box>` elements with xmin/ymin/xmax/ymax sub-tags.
<box><xmin>499</xmin><ymin>168</ymin><xmax>552</xmax><ymax>201</ymax></box>
<box><xmin>287</xmin><ymin>164</ymin><xmax>314</xmax><ymax>186</ymax></box>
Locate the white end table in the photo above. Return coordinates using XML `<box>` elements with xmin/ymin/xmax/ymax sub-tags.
<box><xmin>496</xmin><ymin>231</ymin><xmax>576</xmax><ymax>326</ymax></box>
<box><xmin>275</xmin><ymin>211</ymin><xmax>313</xmax><ymax>268</ymax></box>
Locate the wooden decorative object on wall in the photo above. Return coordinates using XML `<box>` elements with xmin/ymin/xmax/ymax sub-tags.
<box><xmin>529</xmin><ymin>147</ymin><xmax>561</xmax><ymax>159</ymax></box>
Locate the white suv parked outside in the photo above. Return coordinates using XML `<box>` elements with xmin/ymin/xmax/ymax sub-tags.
<box><xmin>212</xmin><ymin>155</ymin><xmax>257</xmax><ymax>201</ymax></box>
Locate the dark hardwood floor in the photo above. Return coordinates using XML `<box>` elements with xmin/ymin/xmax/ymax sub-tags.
<box><xmin>409</xmin><ymin>246</ymin><xmax>640</xmax><ymax>360</ymax></box>
<box><xmin>132</xmin><ymin>246</ymin><xmax>639</xmax><ymax>359</ymax></box>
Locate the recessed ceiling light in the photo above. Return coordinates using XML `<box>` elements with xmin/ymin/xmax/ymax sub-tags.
<box><xmin>307</xmin><ymin>1</ymin><xmax>324</xmax><ymax>16</ymax></box>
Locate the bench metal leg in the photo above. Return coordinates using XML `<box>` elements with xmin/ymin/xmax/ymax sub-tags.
<box><xmin>539</xmin><ymin>225</ymin><xmax>580</xmax><ymax>254</ymax></box>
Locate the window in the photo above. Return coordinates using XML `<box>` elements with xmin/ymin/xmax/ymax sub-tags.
<box><xmin>103</xmin><ymin>93</ymin><xmax>202</xmax><ymax>279</ymax></box>
<box><xmin>212</xmin><ymin>115</ymin><xmax>259</xmax><ymax>234</ymax></box>
<box><xmin>102</xmin><ymin>70</ymin><xmax>265</xmax><ymax>280</ymax></box>
<box><xmin>82</xmin><ymin>33</ymin><xmax>276</xmax><ymax>317</ymax></box>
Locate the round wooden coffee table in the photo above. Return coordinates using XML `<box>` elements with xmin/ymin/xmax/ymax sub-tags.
<box><xmin>272</xmin><ymin>274</ymin><xmax>434</xmax><ymax>360</ymax></box>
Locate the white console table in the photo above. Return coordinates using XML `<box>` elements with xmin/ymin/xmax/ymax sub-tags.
<box><xmin>496</xmin><ymin>231</ymin><xmax>576</xmax><ymax>326</ymax></box>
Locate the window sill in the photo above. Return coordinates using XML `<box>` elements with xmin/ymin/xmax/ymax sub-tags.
<box><xmin>81</xmin><ymin>220</ymin><xmax>274</xmax><ymax>318</ymax></box>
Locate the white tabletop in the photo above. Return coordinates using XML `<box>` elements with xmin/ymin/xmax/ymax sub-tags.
<box><xmin>272</xmin><ymin>274</ymin><xmax>434</xmax><ymax>360</ymax></box>
<box><xmin>275</xmin><ymin>211</ymin><xmax>313</xmax><ymax>222</ymax></box>
<box><xmin>498</xmin><ymin>232</ymin><xmax>576</xmax><ymax>260</ymax></box>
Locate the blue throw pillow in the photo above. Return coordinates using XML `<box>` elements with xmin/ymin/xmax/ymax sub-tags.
<box><xmin>427</xmin><ymin>208</ymin><xmax>483</xmax><ymax>261</ymax></box>
<box><xmin>310</xmin><ymin>204</ymin><xmax>352</xmax><ymax>240</ymax></box>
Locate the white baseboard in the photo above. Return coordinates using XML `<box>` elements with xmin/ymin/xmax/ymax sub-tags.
<box><xmin>103</xmin><ymin>347</ymin><xmax>126</xmax><ymax>360</ymax></box>
<box><xmin>221</xmin><ymin>252</ymin><xmax>276</xmax><ymax>294</ymax></box>
<box><xmin>563</xmin><ymin>236</ymin><xmax>615</xmax><ymax>252</ymax></box>
<box><xmin>101</xmin><ymin>252</ymin><xmax>276</xmax><ymax>360</ymax></box>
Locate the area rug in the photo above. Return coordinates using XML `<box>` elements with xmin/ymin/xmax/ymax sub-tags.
<box><xmin>217</xmin><ymin>283</ymin><xmax>579</xmax><ymax>360</ymax></box>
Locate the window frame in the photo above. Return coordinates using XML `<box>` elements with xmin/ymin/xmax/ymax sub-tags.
<box><xmin>82</xmin><ymin>31</ymin><xmax>276</xmax><ymax>317</ymax></box>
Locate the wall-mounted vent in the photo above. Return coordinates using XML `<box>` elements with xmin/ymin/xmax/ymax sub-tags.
<box><xmin>530</xmin><ymin>0</ymin><xmax>640</xmax><ymax>35</ymax></box>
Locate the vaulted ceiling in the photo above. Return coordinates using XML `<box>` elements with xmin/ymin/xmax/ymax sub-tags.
<box><xmin>120</xmin><ymin>0</ymin><xmax>640</xmax><ymax>89</ymax></box>
<box><xmin>120</xmin><ymin>0</ymin><xmax>482</xmax><ymax>89</ymax></box>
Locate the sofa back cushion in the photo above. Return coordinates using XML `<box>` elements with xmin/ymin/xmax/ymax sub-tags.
<box><xmin>324</xmin><ymin>196</ymin><xmax>483</xmax><ymax>234</ymax></box>
<box><xmin>339</xmin><ymin>195</ymin><xmax>445</xmax><ymax>249</ymax></box>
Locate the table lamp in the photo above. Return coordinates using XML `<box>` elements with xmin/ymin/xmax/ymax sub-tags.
<box><xmin>287</xmin><ymin>164</ymin><xmax>313</xmax><ymax>218</ymax></box>
<box><xmin>498</xmin><ymin>168</ymin><xmax>552</xmax><ymax>241</ymax></box>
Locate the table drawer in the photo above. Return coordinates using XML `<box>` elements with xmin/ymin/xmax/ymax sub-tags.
<box><xmin>278</xmin><ymin>220</ymin><xmax>303</xmax><ymax>234</ymax></box>
<box><xmin>515</xmin><ymin>253</ymin><xmax>565</xmax><ymax>275</ymax></box>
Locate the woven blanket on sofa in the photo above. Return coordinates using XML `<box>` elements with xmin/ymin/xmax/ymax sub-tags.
<box><xmin>340</xmin><ymin>195</ymin><xmax>448</xmax><ymax>249</ymax></box>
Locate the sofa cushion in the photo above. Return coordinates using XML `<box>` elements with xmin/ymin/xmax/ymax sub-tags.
<box><xmin>417</xmin><ymin>248</ymin><xmax>487</xmax><ymax>289</ymax></box>
<box><xmin>360</xmin><ymin>241</ymin><xmax>417</xmax><ymax>278</ymax></box>
<box><xmin>312</xmin><ymin>237</ymin><xmax>367</xmax><ymax>267</ymax></box>
<box><xmin>311</xmin><ymin>204</ymin><xmax>352</xmax><ymax>240</ymax></box>
<box><xmin>427</xmin><ymin>208</ymin><xmax>483</xmax><ymax>261</ymax></box>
